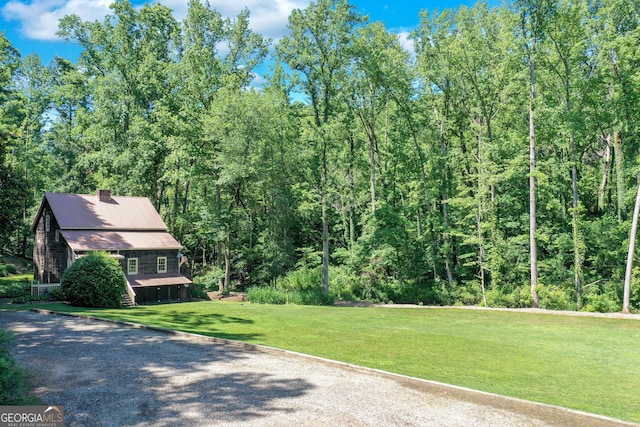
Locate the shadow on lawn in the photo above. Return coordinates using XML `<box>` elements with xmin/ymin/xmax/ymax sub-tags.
<box><xmin>111</xmin><ymin>307</ymin><xmax>259</xmax><ymax>342</ymax></box>
<box><xmin>0</xmin><ymin>310</ymin><xmax>313</xmax><ymax>426</ymax></box>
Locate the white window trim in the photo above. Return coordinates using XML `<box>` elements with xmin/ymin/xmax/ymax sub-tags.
<box><xmin>157</xmin><ymin>257</ymin><xmax>167</xmax><ymax>274</ymax></box>
<box><xmin>54</xmin><ymin>229</ymin><xmax>60</xmax><ymax>242</ymax></box>
<box><xmin>45</xmin><ymin>214</ymin><xmax>50</xmax><ymax>232</ymax></box>
<box><xmin>128</xmin><ymin>258</ymin><xmax>138</xmax><ymax>275</ymax></box>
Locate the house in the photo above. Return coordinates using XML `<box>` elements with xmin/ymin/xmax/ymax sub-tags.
<box><xmin>31</xmin><ymin>190</ymin><xmax>192</xmax><ymax>305</ymax></box>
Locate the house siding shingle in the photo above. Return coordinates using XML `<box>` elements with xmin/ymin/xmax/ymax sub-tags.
<box><xmin>33</xmin><ymin>201</ymin><xmax>70</xmax><ymax>284</ymax></box>
<box><xmin>119</xmin><ymin>250</ymin><xmax>178</xmax><ymax>276</ymax></box>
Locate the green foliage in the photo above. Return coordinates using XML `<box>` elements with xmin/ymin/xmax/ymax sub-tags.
<box><xmin>247</xmin><ymin>286</ymin><xmax>288</xmax><ymax>304</ymax></box>
<box><xmin>194</xmin><ymin>268</ymin><xmax>224</xmax><ymax>291</ymax></box>
<box><xmin>47</xmin><ymin>287</ymin><xmax>65</xmax><ymax>301</ymax></box>
<box><xmin>61</xmin><ymin>252</ymin><xmax>125</xmax><ymax>308</ymax></box>
<box><xmin>0</xmin><ymin>281</ymin><xmax>30</xmax><ymax>298</ymax></box>
<box><xmin>0</xmin><ymin>329</ymin><xmax>30</xmax><ymax>405</ymax></box>
<box><xmin>189</xmin><ymin>283</ymin><xmax>209</xmax><ymax>301</ymax></box>
<box><xmin>3</xmin><ymin>0</ymin><xmax>640</xmax><ymax>312</ymax></box>
<box><xmin>537</xmin><ymin>284</ymin><xmax>578</xmax><ymax>311</ymax></box>
<box><xmin>247</xmin><ymin>285</ymin><xmax>333</xmax><ymax>306</ymax></box>
<box><xmin>275</xmin><ymin>266</ymin><xmax>321</xmax><ymax>292</ymax></box>
<box><xmin>582</xmin><ymin>281</ymin><xmax>623</xmax><ymax>313</ymax></box>
<box><xmin>485</xmin><ymin>286</ymin><xmax>533</xmax><ymax>308</ymax></box>
<box><xmin>11</xmin><ymin>294</ymin><xmax>48</xmax><ymax>304</ymax></box>
<box><xmin>328</xmin><ymin>265</ymin><xmax>363</xmax><ymax>301</ymax></box>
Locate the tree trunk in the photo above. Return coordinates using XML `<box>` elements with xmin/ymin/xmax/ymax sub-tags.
<box><xmin>598</xmin><ymin>135</ymin><xmax>611</xmax><ymax>210</ymax></box>
<box><xmin>613</xmin><ymin>131</ymin><xmax>626</xmax><ymax>221</ymax></box>
<box><xmin>370</xmin><ymin>135</ymin><xmax>377</xmax><ymax>215</ymax></box>
<box><xmin>439</xmin><ymin>124</ymin><xmax>454</xmax><ymax>288</ymax></box>
<box><xmin>216</xmin><ymin>185</ymin><xmax>224</xmax><ymax>292</ymax></box>
<box><xmin>529</xmin><ymin>57</ymin><xmax>539</xmax><ymax>308</ymax></box>
<box><xmin>224</xmin><ymin>232</ymin><xmax>231</xmax><ymax>294</ymax></box>
<box><xmin>321</xmin><ymin>137</ymin><xmax>330</xmax><ymax>295</ymax></box>
<box><xmin>622</xmin><ymin>179</ymin><xmax>640</xmax><ymax>314</ymax></box>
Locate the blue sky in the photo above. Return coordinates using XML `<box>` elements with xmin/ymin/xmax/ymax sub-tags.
<box><xmin>1</xmin><ymin>0</ymin><xmax>482</xmax><ymax>65</ymax></box>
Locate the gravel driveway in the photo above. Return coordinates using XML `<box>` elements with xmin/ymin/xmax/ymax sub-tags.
<box><xmin>0</xmin><ymin>309</ymin><xmax>636</xmax><ymax>426</ymax></box>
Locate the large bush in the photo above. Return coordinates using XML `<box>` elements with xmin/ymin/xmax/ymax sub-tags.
<box><xmin>62</xmin><ymin>252</ymin><xmax>125</xmax><ymax>308</ymax></box>
<box><xmin>0</xmin><ymin>329</ymin><xmax>29</xmax><ymax>404</ymax></box>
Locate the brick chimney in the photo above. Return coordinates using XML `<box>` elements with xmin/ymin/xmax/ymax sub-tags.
<box><xmin>97</xmin><ymin>189</ymin><xmax>111</xmax><ymax>202</ymax></box>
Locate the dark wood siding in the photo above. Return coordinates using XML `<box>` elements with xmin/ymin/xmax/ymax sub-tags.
<box><xmin>33</xmin><ymin>201</ymin><xmax>70</xmax><ymax>284</ymax></box>
<box><xmin>134</xmin><ymin>285</ymin><xmax>189</xmax><ymax>305</ymax></box>
<box><xmin>120</xmin><ymin>249</ymin><xmax>179</xmax><ymax>276</ymax></box>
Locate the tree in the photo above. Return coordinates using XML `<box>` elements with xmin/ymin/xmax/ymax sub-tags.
<box><xmin>518</xmin><ymin>0</ymin><xmax>554</xmax><ymax>308</ymax></box>
<box><xmin>0</xmin><ymin>34</ymin><xmax>28</xmax><ymax>253</ymax></box>
<box><xmin>277</xmin><ymin>0</ymin><xmax>364</xmax><ymax>294</ymax></box>
<box><xmin>623</xmin><ymin>181</ymin><xmax>640</xmax><ymax>313</ymax></box>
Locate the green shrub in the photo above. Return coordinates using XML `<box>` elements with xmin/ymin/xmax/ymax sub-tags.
<box><xmin>484</xmin><ymin>288</ymin><xmax>515</xmax><ymax>308</ymax></box>
<box><xmin>189</xmin><ymin>283</ymin><xmax>209</xmax><ymax>300</ymax></box>
<box><xmin>583</xmin><ymin>293</ymin><xmax>621</xmax><ymax>313</ymax></box>
<box><xmin>5</xmin><ymin>264</ymin><xmax>17</xmax><ymax>275</ymax></box>
<box><xmin>247</xmin><ymin>286</ymin><xmax>333</xmax><ymax>306</ymax></box>
<box><xmin>0</xmin><ymin>329</ymin><xmax>29</xmax><ymax>405</ymax></box>
<box><xmin>62</xmin><ymin>252</ymin><xmax>125</xmax><ymax>308</ymax></box>
<box><xmin>328</xmin><ymin>265</ymin><xmax>362</xmax><ymax>301</ymax></box>
<box><xmin>0</xmin><ymin>265</ymin><xmax>7</xmax><ymax>277</ymax></box>
<box><xmin>194</xmin><ymin>267</ymin><xmax>224</xmax><ymax>291</ymax></box>
<box><xmin>296</xmin><ymin>288</ymin><xmax>333</xmax><ymax>306</ymax></box>
<box><xmin>247</xmin><ymin>286</ymin><xmax>288</xmax><ymax>304</ymax></box>
<box><xmin>276</xmin><ymin>266</ymin><xmax>321</xmax><ymax>291</ymax></box>
<box><xmin>0</xmin><ymin>281</ymin><xmax>30</xmax><ymax>298</ymax></box>
<box><xmin>11</xmin><ymin>294</ymin><xmax>47</xmax><ymax>304</ymax></box>
<box><xmin>484</xmin><ymin>286</ymin><xmax>533</xmax><ymax>308</ymax></box>
<box><xmin>454</xmin><ymin>283</ymin><xmax>483</xmax><ymax>306</ymax></box>
<box><xmin>537</xmin><ymin>284</ymin><xmax>577</xmax><ymax>311</ymax></box>
<box><xmin>47</xmin><ymin>287</ymin><xmax>65</xmax><ymax>301</ymax></box>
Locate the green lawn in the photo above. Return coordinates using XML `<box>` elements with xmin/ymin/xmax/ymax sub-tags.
<box><xmin>16</xmin><ymin>301</ymin><xmax>640</xmax><ymax>423</ymax></box>
<box><xmin>0</xmin><ymin>274</ymin><xmax>33</xmax><ymax>285</ymax></box>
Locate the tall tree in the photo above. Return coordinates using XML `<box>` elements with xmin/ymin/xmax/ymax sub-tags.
<box><xmin>546</xmin><ymin>0</ymin><xmax>588</xmax><ymax>306</ymax></box>
<box><xmin>0</xmin><ymin>34</ymin><xmax>27</xmax><ymax>251</ymax></box>
<box><xmin>277</xmin><ymin>0</ymin><xmax>364</xmax><ymax>294</ymax></box>
<box><xmin>518</xmin><ymin>0</ymin><xmax>553</xmax><ymax>308</ymax></box>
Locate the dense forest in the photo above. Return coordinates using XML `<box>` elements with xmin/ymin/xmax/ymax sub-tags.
<box><xmin>1</xmin><ymin>0</ymin><xmax>639</xmax><ymax>311</ymax></box>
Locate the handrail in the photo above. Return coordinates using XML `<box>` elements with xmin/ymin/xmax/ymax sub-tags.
<box><xmin>125</xmin><ymin>276</ymin><xmax>137</xmax><ymax>304</ymax></box>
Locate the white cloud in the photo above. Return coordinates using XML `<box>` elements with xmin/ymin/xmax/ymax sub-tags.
<box><xmin>397</xmin><ymin>30</ymin><xmax>415</xmax><ymax>55</ymax></box>
<box><xmin>2</xmin><ymin>0</ymin><xmax>112</xmax><ymax>41</ymax></box>
<box><xmin>1</xmin><ymin>0</ymin><xmax>309</xmax><ymax>42</ymax></box>
<box><xmin>207</xmin><ymin>0</ymin><xmax>307</xmax><ymax>39</ymax></box>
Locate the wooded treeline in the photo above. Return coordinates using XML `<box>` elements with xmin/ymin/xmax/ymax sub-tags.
<box><xmin>1</xmin><ymin>0</ymin><xmax>639</xmax><ymax>310</ymax></box>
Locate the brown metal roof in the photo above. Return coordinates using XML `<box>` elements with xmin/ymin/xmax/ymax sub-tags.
<box><xmin>126</xmin><ymin>274</ymin><xmax>193</xmax><ymax>288</ymax></box>
<box><xmin>61</xmin><ymin>230</ymin><xmax>182</xmax><ymax>251</ymax></box>
<box><xmin>43</xmin><ymin>192</ymin><xmax>168</xmax><ymax>231</ymax></box>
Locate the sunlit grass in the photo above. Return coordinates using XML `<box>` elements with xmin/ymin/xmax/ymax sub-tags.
<box><xmin>17</xmin><ymin>302</ymin><xmax>640</xmax><ymax>423</ymax></box>
<box><xmin>0</xmin><ymin>274</ymin><xmax>33</xmax><ymax>285</ymax></box>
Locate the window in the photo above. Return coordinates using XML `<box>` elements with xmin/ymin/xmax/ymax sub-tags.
<box><xmin>157</xmin><ymin>257</ymin><xmax>167</xmax><ymax>274</ymax></box>
<box><xmin>45</xmin><ymin>214</ymin><xmax>50</xmax><ymax>232</ymax></box>
<box><xmin>127</xmin><ymin>258</ymin><xmax>138</xmax><ymax>275</ymax></box>
<box><xmin>54</xmin><ymin>229</ymin><xmax>60</xmax><ymax>242</ymax></box>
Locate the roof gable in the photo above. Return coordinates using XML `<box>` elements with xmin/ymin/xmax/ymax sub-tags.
<box><xmin>35</xmin><ymin>192</ymin><xmax>168</xmax><ymax>231</ymax></box>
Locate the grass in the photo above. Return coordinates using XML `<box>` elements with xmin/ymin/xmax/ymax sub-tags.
<box><xmin>12</xmin><ymin>301</ymin><xmax>640</xmax><ymax>423</ymax></box>
<box><xmin>0</xmin><ymin>274</ymin><xmax>33</xmax><ymax>285</ymax></box>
